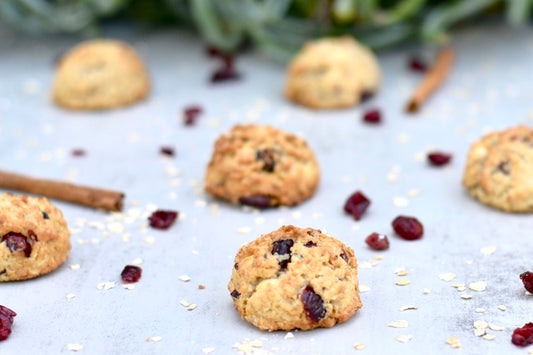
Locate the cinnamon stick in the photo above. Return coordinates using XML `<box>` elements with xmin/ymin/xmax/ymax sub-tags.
<box><xmin>0</xmin><ymin>170</ymin><xmax>124</xmax><ymax>211</ymax></box>
<box><xmin>406</xmin><ymin>47</ymin><xmax>455</xmax><ymax>113</ymax></box>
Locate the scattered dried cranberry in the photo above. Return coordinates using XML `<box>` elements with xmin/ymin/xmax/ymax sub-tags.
<box><xmin>392</xmin><ymin>216</ymin><xmax>424</xmax><ymax>240</ymax></box>
<box><xmin>271</xmin><ymin>239</ymin><xmax>294</xmax><ymax>269</ymax></box>
<box><xmin>365</xmin><ymin>233</ymin><xmax>390</xmax><ymax>250</ymax></box>
<box><xmin>304</xmin><ymin>241</ymin><xmax>317</xmax><ymax>248</ymax></box>
<box><xmin>148</xmin><ymin>210</ymin><xmax>178</xmax><ymax>230</ymax></box>
<box><xmin>183</xmin><ymin>106</ymin><xmax>203</xmax><ymax>126</ymax></box>
<box><xmin>211</xmin><ymin>67</ymin><xmax>241</xmax><ymax>83</ymax></box>
<box><xmin>231</xmin><ymin>290</ymin><xmax>241</xmax><ymax>299</ymax></box>
<box><xmin>362</xmin><ymin>109</ymin><xmax>382</xmax><ymax>124</ymax></box>
<box><xmin>121</xmin><ymin>265</ymin><xmax>142</xmax><ymax>283</ymax></box>
<box><xmin>160</xmin><ymin>146</ymin><xmax>175</xmax><ymax>157</ymax></box>
<box><xmin>512</xmin><ymin>323</ymin><xmax>533</xmax><ymax>347</ymax></box>
<box><xmin>408</xmin><ymin>56</ymin><xmax>428</xmax><ymax>72</ymax></box>
<box><xmin>238</xmin><ymin>195</ymin><xmax>272</xmax><ymax>209</ymax></box>
<box><xmin>302</xmin><ymin>286</ymin><xmax>326</xmax><ymax>322</ymax></box>
<box><xmin>427</xmin><ymin>152</ymin><xmax>452</xmax><ymax>166</ymax></box>
<box><xmin>71</xmin><ymin>148</ymin><xmax>86</xmax><ymax>157</ymax></box>
<box><xmin>520</xmin><ymin>271</ymin><xmax>533</xmax><ymax>293</ymax></box>
<box><xmin>1</xmin><ymin>232</ymin><xmax>32</xmax><ymax>257</ymax></box>
<box><xmin>344</xmin><ymin>191</ymin><xmax>371</xmax><ymax>220</ymax></box>
<box><xmin>0</xmin><ymin>305</ymin><xmax>16</xmax><ymax>341</ymax></box>
<box><xmin>340</xmin><ymin>251</ymin><xmax>349</xmax><ymax>263</ymax></box>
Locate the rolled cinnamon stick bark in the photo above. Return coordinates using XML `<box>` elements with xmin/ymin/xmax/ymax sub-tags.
<box><xmin>406</xmin><ymin>47</ymin><xmax>455</xmax><ymax>113</ymax></box>
<box><xmin>0</xmin><ymin>170</ymin><xmax>124</xmax><ymax>211</ymax></box>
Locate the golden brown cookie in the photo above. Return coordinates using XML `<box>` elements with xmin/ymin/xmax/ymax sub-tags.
<box><xmin>284</xmin><ymin>36</ymin><xmax>380</xmax><ymax>109</ymax></box>
<box><xmin>53</xmin><ymin>39</ymin><xmax>150</xmax><ymax>110</ymax></box>
<box><xmin>463</xmin><ymin>125</ymin><xmax>533</xmax><ymax>212</ymax></box>
<box><xmin>0</xmin><ymin>193</ymin><xmax>71</xmax><ymax>281</ymax></box>
<box><xmin>228</xmin><ymin>225</ymin><xmax>361</xmax><ymax>331</ymax></box>
<box><xmin>204</xmin><ymin>124</ymin><xmax>320</xmax><ymax>208</ymax></box>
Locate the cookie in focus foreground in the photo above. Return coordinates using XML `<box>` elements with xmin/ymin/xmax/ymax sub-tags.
<box><xmin>284</xmin><ymin>36</ymin><xmax>380</xmax><ymax>109</ymax></box>
<box><xmin>228</xmin><ymin>225</ymin><xmax>361</xmax><ymax>331</ymax></box>
<box><xmin>463</xmin><ymin>125</ymin><xmax>533</xmax><ymax>212</ymax></box>
<box><xmin>0</xmin><ymin>193</ymin><xmax>71</xmax><ymax>281</ymax></box>
<box><xmin>53</xmin><ymin>39</ymin><xmax>150</xmax><ymax>110</ymax></box>
<box><xmin>204</xmin><ymin>124</ymin><xmax>320</xmax><ymax>208</ymax></box>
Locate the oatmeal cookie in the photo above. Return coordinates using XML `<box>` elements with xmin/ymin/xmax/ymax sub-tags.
<box><xmin>0</xmin><ymin>193</ymin><xmax>71</xmax><ymax>281</ymax></box>
<box><xmin>463</xmin><ymin>125</ymin><xmax>533</xmax><ymax>212</ymax></box>
<box><xmin>228</xmin><ymin>225</ymin><xmax>362</xmax><ymax>331</ymax></box>
<box><xmin>53</xmin><ymin>39</ymin><xmax>150</xmax><ymax>110</ymax></box>
<box><xmin>285</xmin><ymin>36</ymin><xmax>380</xmax><ymax>109</ymax></box>
<box><xmin>204</xmin><ymin>124</ymin><xmax>320</xmax><ymax>208</ymax></box>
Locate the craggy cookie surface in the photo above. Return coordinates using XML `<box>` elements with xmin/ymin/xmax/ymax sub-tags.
<box><xmin>463</xmin><ymin>125</ymin><xmax>533</xmax><ymax>212</ymax></box>
<box><xmin>205</xmin><ymin>124</ymin><xmax>320</xmax><ymax>208</ymax></box>
<box><xmin>0</xmin><ymin>193</ymin><xmax>71</xmax><ymax>281</ymax></box>
<box><xmin>228</xmin><ymin>225</ymin><xmax>361</xmax><ymax>331</ymax></box>
<box><xmin>285</xmin><ymin>36</ymin><xmax>380</xmax><ymax>109</ymax></box>
<box><xmin>53</xmin><ymin>39</ymin><xmax>150</xmax><ymax>110</ymax></box>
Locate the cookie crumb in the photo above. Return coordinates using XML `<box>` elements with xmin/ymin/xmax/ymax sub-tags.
<box><xmin>497</xmin><ymin>305</ymin><xmax>506</xmax><ymax>311</ymax></box>
<box><xmin>468</xmin><ymin>281</ymin><xmax>487</xmax><ymax>292</ymax></box>
<box><xmin>473</xmin><ymin>320</ymin><xmax>488</xmax><ymax>336</ymax></box>
<box><xmin>69</xmin><ymin>264</ymin><xmax>80</xmax><ymax>270</ymax></box>
<box><xmin>97</xmin><ymin>281</ymin><xmax>115</xmax><ymax>290</ymax></box>
<box><xmin>67</xmin><ymin>343</ymin><xmax>83</xmax><ymax>352</ymax></box>
<box><xmin>150</xmin><ymin>336</ymin><xmax>162</xmax><ymax>342</ymax></box>
<box><xmin>123</xmin><ymin>284</ymin><xmax>135</xmax><ymax>290</ymax></box>
<box><xmin>445</xmin><ymin>336</ymin><xmax>461</xmax><ymax>348</ymax></box>
<box><xmin>460</xmin><ymin>294</ymin><xmax>472</xmax><ymax>300</ymax></box>
<box><xmin>400</xmin><ymin>305</ymin><xmax>418</xmax><ymax>311</ymax></box>
<box><xmin>388</xmin><ymin>320</ymin><xmax>408</xmax><ymax>328</ymax></box>
<box><xmin>238</xmin><ymin>227</ymin><xmax>252</xmax><ymax>234</ymax></box>
<box><xmin>284</xmin><ymin>332</ymin><xmax>295</xmax><ymax>340</ymax></box>
<box><xmin>66</xmin><ymin>293</ymin><xmax>76</xmax><ymax>299</ymax></box>
<box><xmin>202</xmin><ymin>347</ymin><xmax>215</xmax><ymax>354</ymax></box>
<box><xmin>395</xmin><ymin>268</ymin><xmax>408</xmax><ymax>276</ymax></box>
<box><xmin>178</xmin><ymin>275</ymin><xmax>191</xmax><ymax>282</ymax></box>
<box><xmin>187</xmin><ymin>304</ymin><xmax>197</xmax><ymax>311</ymax></box>
<box><xmin>180</xmin><ymin>300</ymin><xmax>189</xmax><ymax>307</ymax></box>
<box><xmin>422</xmin><ymin>288</ymin><xmax>431</xmax><ymax>294</ymax></box>
<box><xmin>439</xmin><ymin>272</ymin><xmax>456</xmax><ymax>282</ymax></box>
<box><xmin>131</xmin><ymin>258</ymin><xmax>143</xmax><ymax>265</ymax></box>
<box><xmin>482</xmin><ymin>334</ymin><xmax>495</xmax><ymax>340</ymax></box>
<box><xmin>488</xmin><ymin>324</ymin><xmax>504</xmax><ymax>331</ymax></box>
<box><xmin>475</xmin><ymin>308</ymin><xmax>486</xmax><ymax>313</ymax></box>
<box><xmin>395</xmin><ymin>335</ymin><xmax>413</xmax><ymax>343</ymax></box>
<box><xmin>359</xmin><ymin>285</ymin><xmax>371</xmax><ymax>293</ymax></box>
<box><xmin>480</xmin><ymin>246</ymin><xmax>496</xmax><ymax>255</ymax></box>
<box><xmin>198</xmin><ymin>284</ymin><xmax>206</xmax><ymax>290</ymax></box>
<box><xmin>395</xmin><ymin>278</ymin><xmax>411</xmax><ymax>286</ymax></box>
<box><xmin>354</xmin><ymin>343</ymin><xmax>365</xmax><ymax>350</ymax></box>
<box><xmin>393</xmin><ymin>197</ymin><xmax>409</xmax><ymax>207</ymax></box>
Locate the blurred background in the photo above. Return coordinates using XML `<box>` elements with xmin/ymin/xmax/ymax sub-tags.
<box><xmin>1</xmin><ymin>0</ymin><xmax>532</xmax><ymax>60</ymax></box>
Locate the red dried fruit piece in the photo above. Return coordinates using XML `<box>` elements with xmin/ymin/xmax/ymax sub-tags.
<box><xmin>392</xmin><ymin>216</ymin><xmax>424</xmax><ymax>240</ymax></box>
<box><xmin>302</xmin><ymin>286</ymin><xmax>326</xmax><ymax>322</ymax></box>
<box><xmin>183</xmin><ymin>106</ymin><xmax>203</xmax><ymax>126</ymax></box>
<box><xmin>365</xmin><ymin>233</ymin><xmax>389</xmax><ymax>250</ymax></box>
<box><xmin>211</xmin><ymin>68</ymin><xmax>241</xmax><ymax>83</ymax></box>
<box><xmin>408</xmin><ymin>56</ymin><xmax>427</xmax><ymax>72</ymax></box>
<box><xmin>148</xmin><ymin>210</ymin><xmax>178</xmax><ymax>230</ymax></box>
<box><xmin>512</xmin><ymin>323</ymin><xmax>533</xmax><ymax>346</ymax></box>
<box><xmin>256</xmin><ymin>149</ymin><xmax>276</xmax><ymax>172</ymax></box>
<box><xmin>344</xmin><ymin>191</ymin><xmax>371</xmax><ymax>220</ymax></box>
<box><xmin>0</xmin><ymin>305</ymin><xmax>16</xmax><ymax>341</ymax></box>
<box><xmin>362</xmin><ymin>109</ymin><xmax>382</xmax><ymax>124</ymax></box>
<box><xmin>427</xmin><ymin>152</ymin><xmax>452</xmax><ymax>166</ymax></box>
<box><xmin>238</xmin><ymin>195</ymin><xmax>272</xmax><ymax>209</ymax></box>
<box><xmin>231</xmin><ymin>290</ymin><xmax>241</xmax><ymax>299</ymax></box>
<box><xmin>520</xmin><ymin>271</ymin><xmax>533</xmax><ymax>293</ymax></box>
<box><xmin>160</xmin><ymin>146</ymin><xmax>175</xmax><ymax>157</ymax></box>
<box><xmin>339</xmin><ymin>251</ymin><xmax>349</xmax><ymax>263</ymax></box>
<box><xmin>1</xmin><ymin>232</ymin><xmax>32</xmax><ymax>257</ymax></box>
<box><xmin>71</xmin><ymin>148</ymin><xmax>86</xmax><ymax>157</ymax></box>
<box><xmin>271</xmin><ymin>239</ymin><xmax>294</xmax><ymax>269</ymax></box>
<box><xmin>304</xmin><ymin>241</ymin><xmax>317</xmax><ymax>248</ymax></box>
<box><xmin>121</xmin><ymin>265</ymin><xmax>142</xmax><ymax>283</ymax></box>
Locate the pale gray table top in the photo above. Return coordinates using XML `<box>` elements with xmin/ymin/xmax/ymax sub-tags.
<box><xmin>0</xmin><ymin>22</ymin><xmax>532</xmax><ymax>354</ymax></box>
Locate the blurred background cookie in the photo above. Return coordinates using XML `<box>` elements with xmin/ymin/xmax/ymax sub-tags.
<box><xmin>204</xmin><ymin>124</ymin><xmax>320</xmax><ymax>208</ymax></box>
<box><xmin>228</xmin><ymin>225</ymin><xmax>361</xmax><ymax>331</ymax></box>
<box><xmin>52</xmin><ymin>39</ymin><xmax>150</xmax><ymax>110</ymax></box>
<box><xmin>463</xmin><ymin>125</ymin><xmax>533</xmax><ymax>212</ymax></box>
<box><xmin>0</xmin><ymin>193</ymin><xmax>71</xmax><ymax>281</ymax></box>
<box><xmin>285</xmin><ymin>36</ymin><xmax>380</xmax><ymax>109</ymax></box>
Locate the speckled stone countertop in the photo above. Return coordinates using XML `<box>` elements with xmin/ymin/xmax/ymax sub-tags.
<box><xmin>0</xmin><ymin>22</ymin><xmax>532</xmax><ymax>354</ymax></box>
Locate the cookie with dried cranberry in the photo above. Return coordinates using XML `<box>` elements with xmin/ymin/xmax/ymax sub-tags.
<box><xmin>284</xmin><ymin>36</ymin><xmax>380</xmax><ymax>109</ymax></box>
<box><xmin>228</xmin><ymin>225</ymin><xmax>362</xmax><ymax>331</ymax></box>
<box><xmin>205</xmin><ymin>124</ymin><xmax>320</xmax><ymax>208</ymax></box>
<box><xmin>463</xmin><ymin>125</ymin><xmax>533</xmax><ymax>212</ymax></box>
<box><xmin>0</xmin><ymin>193</ymin><xmax>71</xmax><ymax>281</ymax></box>
<box><xmin>53</xmin><ymin>39</ymin><xmax>150</xmax><ymax>110</ymax></box>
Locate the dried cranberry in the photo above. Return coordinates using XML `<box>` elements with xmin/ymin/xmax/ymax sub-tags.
<box><xmin>256</xmin><ymin>149</ymin><xmax>276</xmax><ymax>172</ymax></box>
<box><xmin>71</xmin><ymin>148</ymin><xmax>86</xmax><ymax>157</ymax></box>
<box><xmin>271</xmin><ymin>239</ymin><xmax>294</xmax><ymax>269</ymax></box>
<box><xmin>392</xmin><ymin>216</ymin><xmax>424</xmax><ymax>240</ymax></box>
<box><xmin>148</xmin><ymin>210</ymin><xmax>178</xmax><ymax>230</ymax></box>
<box><xmin>512</xmin><ymin>323</ymin><xmax>533</xmax><ymax>346</ymax></box>
<box><xmin>427</xmin><ymin>152</ymin><xmax>452</xmax><ymax>166</ymax></box>
<box><xmin>520</xmin><ymin>272</ymin><xmax>533</xmax><ymax>293</ymax></box>
<box><xmin>160</xmin><ymin>146</ymin><xmax>175</xmax><ymax>157</ymax></box>
<box><xmin>344</xmin><ymin>191</ymin><xmax>371</xmax><ymax>220</ymax></box>
<box><xmin>365</xmin><ymin>233</ymin><xmax>390</xmax><ymax>250</ymax></box>
<box><xmin>340</xmin><ymin>251</ymin><xmax>349</xmax><ymax>263</ymax></box>
<box><xmin>362</xmin><ymin>109</ymin><xmax>382</xmax><ymax>124</ymax></box>
<box><xmin>231</xmin><ymin>290</ymin><xmax>241</xmax><ymax>299</ymax></box>
<box><xmin>238</xmin><ymin>195</ymin><xmax>272</xmax><ymax>209</ymax></box>
<box><xmin>183</xmin><ymin>106</ymin><xmax>203</xmax><ymax>126</ymax></box>
<box><xmin>302</xmin><ymin>286</ymin><xmax>326</xmax><ymax>322</ymax></box>
<box><xmin>121</xmin><ymin>265</ymin><xmax>142</xmax><ymax>283</ymax></box>
<box><xmin>0</xmin><ymin>305</ymin><xmax>16</xmax><ymax>341</ymax></box>
<box><xmin>234</xmin><ymin>263</ymin><xmax>239</xmax><ymax>270</ymax></box>
<box><xmin>211</xmin><ymin>67</ymin><xmax>241</xmax><ymax>83</ymax></box>
<box><xmin>41</xmin><ymin>211</ymin><xmax>49</xmax><ymax>219</ymax></box>
<box><xmin>2</xmin><ymin>232</ymin><xmax>32</xmax><ymax>257</ymax></box>
<box><xmin>408</xmin><ymin>56</ymin><xmax>427</xmax><ymax>72</ymax></box>
<box><xmin>304</xmin><ymin>241</ymin><xmax>317</xmax><ymax>248</ymax></box>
